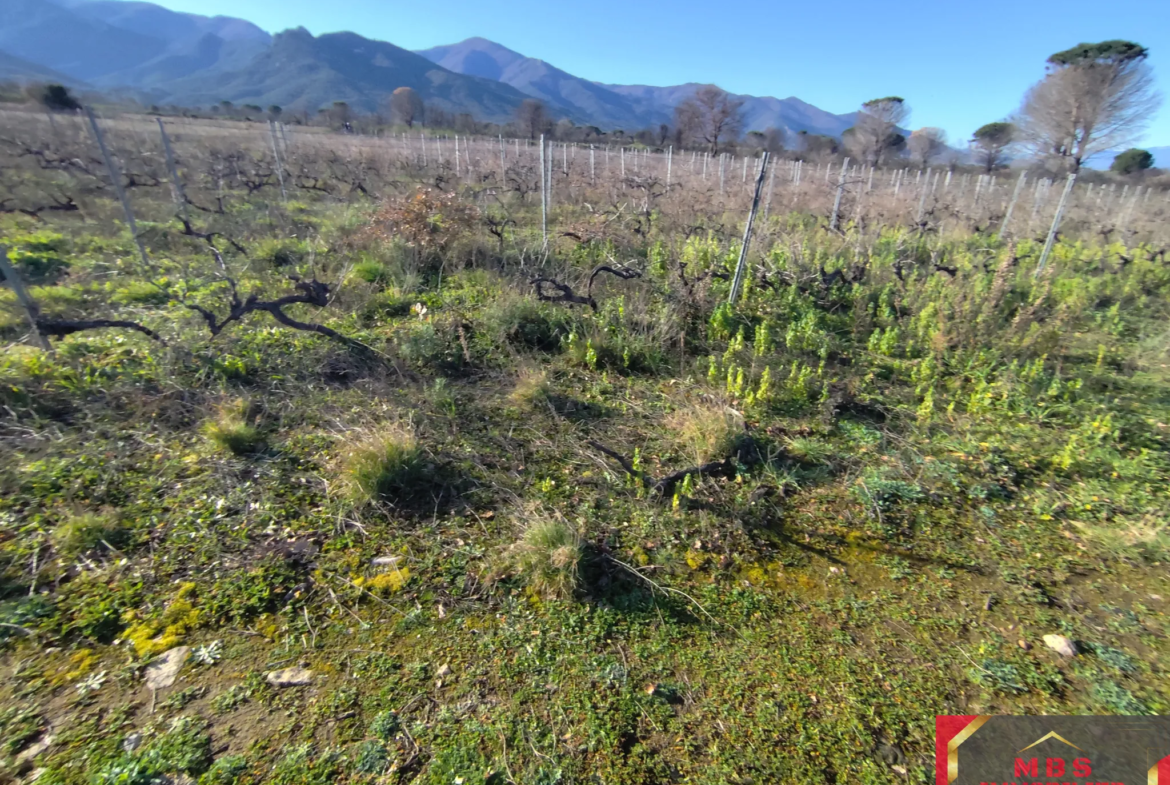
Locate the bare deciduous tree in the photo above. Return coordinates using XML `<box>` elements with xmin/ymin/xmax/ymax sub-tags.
<box><xmin>846</xmin><ymin>97</ymin><xmax>909</xmax><ymax>166</ymax></box>
<box><xmin>906</xmin><ymin>127</ymin><xmax>947</xmax><ymax>167</ymax></box>
<box><xmin>763</xmin><ymin>127</ymin><xmax>786</xmax><ymax>154</ymax></box>
<box><xmin>325</xmin><ymin>101</ymin><xmax>352</xmax><ymax>129</ymax></box>
<box><xmin>516</xmin><ymin>99</ymin><xmax>550</xmax><ymax>141</ymax></box>
<box><xmin>1014</xmin><ymin>40</ymin><xmax>1161</xmax><ymax>172</ymax></box>
<box><xmin>388</xmin><ymin>87</ymin><xmax>423</xmax><ymax>128</ymax></box>
<box><xmin>970</xmin><ymin>122</ymin><xmax>1015</xmax><ymax>172</ymax></box>
<box><xmin>674</xmin><ymin>86</ymin><xmax>744</xmax><ymax>153</ymax></box>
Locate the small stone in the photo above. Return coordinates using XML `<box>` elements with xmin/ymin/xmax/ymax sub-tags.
<box><xmin>266</xmin><ymin>666</ymin><xmax>313</xmax><ymax>687</ymax></box>
<box><xmin>436</xmin><ymin>663</ymin><xmax>450</xmax><ymax>678</ymax></box>
<box><xmin>123</xmin><ymin>732</ymin><xmax>143</xmax><ymax>753</ymax></box>
<box><xmin>1018</xmin><ymin>639</ymin><xmax>1031</xmax><ymax>651</ymax></box>
<box><xmin>892</xmin><ymin>765</ymin><xmax>907</xmax><ymax>775</ymax></box>
<box><xmin>1042</xmin><ymin>634</ymin><xmax>1077</xmax><ymax>657</ymax></box>
<box><xmin>145</xmin><ymin>646</ymin><xmax>190</xmax><ymax>691</ymax></box>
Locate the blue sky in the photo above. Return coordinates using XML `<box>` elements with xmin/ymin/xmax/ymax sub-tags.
<box><xmin>151</xmin><ymin>0</ymin><xmax>1168</xmax><ymax>147</ymax></box>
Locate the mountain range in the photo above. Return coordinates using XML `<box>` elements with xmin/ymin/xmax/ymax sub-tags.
<box><xmin>415</xmin><ymin>37</ymin><xmax>860</xmax><ymax>138</ymax></box>
<box><xmin>0</xmin><ymin>0</ymin><xmax>869</xmax><ymax>137</ymax></box>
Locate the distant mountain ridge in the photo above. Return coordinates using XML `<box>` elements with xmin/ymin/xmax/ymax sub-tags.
<box><xmin>415</xmin><ymin>38</ymin><xmax>861</xmax><ymax>137</ymax></box>
<box><xmin>53</xmin><ymin>0</ymin><xmax>270</xmax><ymax>46</ymax></box>
<box><xmin>1</xmin><ymin>0</ymin><xmax>875</xmax><ymax>141</ymax></box>
<box><xmin>416</xmin><ymin>38</ymin><xmax>663</xmax><ymax>130</ymax></box>
<box><xmin>153</xmin><ymin>28</ymin><xmax>534</xmax><ymax>122</ymax></box>
<box><xmin>596</xmin><ymin>82</ymin><xmax>858</xmax><ymax>137</ymax></box>
<box><xmin>0</xmin><ymin>48</ymin><xmax>84</xmax><ymax>84</ymax></box>
<box><xmin>0</xmin><ymin>0</ymin><xmax>270</xmax><ymax>89</ymax></box>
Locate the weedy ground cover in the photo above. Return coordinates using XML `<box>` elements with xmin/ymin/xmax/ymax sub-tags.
<box><xmin>1</xmin><ymin>113</ymin><xmax>1168</xmax><ymax>784</ymax></box>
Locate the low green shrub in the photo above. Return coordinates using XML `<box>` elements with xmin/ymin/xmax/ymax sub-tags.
<box><xmin>252</xmin><ymin>237</ymin><xmax>309</xmax><ymax>268</ymax></box>
<box><xmin>198</xmin><ymin>755</ymin><xmax>249</xmax><ymax>785</ymax></box>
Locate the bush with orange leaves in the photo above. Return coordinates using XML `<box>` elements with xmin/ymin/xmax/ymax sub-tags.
<box><xmin>365</xmin><ymin>187</ymin><xmax>480</xmax><ymax>266</ymax></box>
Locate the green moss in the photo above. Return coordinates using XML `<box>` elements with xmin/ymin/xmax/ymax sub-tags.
<box><xmin>123</xmin><ymin>582</ymin><xmax>200</xmax><ymax>657</ymax></box>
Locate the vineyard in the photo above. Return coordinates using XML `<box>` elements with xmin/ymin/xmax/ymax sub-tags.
<box><xmin>1</xmin><ymin>107</ymin><xmax>1168</xmax><ymax>784</ymax></box>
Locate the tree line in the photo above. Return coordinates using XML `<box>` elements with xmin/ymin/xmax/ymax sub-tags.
<box><xmin>508</xmin><ymin>38</ymin><xmax>1161</xmax><ymax>175</ymax></box>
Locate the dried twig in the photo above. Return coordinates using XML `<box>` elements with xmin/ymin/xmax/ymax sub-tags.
<box><xmin>587</xmin><ymin>440</ymin><xmax>739</xmax><ymax>497</ymax></box>
<box><xmin>531</xmin><ymin>263</ymin><xmax>642</xmax><ymax>312</ymax></box>
<box><xmin>607</xmin><ymin>556</ymin><xmax>733</xmax><ymax>634</ymax></box>
<box><xmin>37</xmin><ymin>318</ymin><xmax>166</xmax><ymax>344</ymax></box>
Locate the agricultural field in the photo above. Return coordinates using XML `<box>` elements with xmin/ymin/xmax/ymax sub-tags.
<box><xmin>1</xmin><ymin>108</ymin><xmax>1169</xmax><ymax>785</ymax></box>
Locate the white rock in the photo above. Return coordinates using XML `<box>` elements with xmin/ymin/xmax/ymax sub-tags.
<box><xmin>1042</xmin><ymin>634</ymin><xmax>1077</xmax><ymax>657</ymax></box>
<box><xmin>123</xmin><ymin>732</ymin><xmax>143</xmax><ymax>753</ymax></box>
<box><xmin>14</xmin><ymin>734</ymin><xmax>53</xmax><ymax>766</ymax></box>
<box><xmin>266</xmin><ymin>666</ymin><xmax>313</xmax><ymax>687</ymax></box>
<box><xmin>145</xmin><ymin>646</ymin><xmax>190</xmax><ymax>690</ymax></box>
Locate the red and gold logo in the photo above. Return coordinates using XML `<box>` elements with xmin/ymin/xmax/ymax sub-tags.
<box><xmin>936</xmin><ymin>716</ymin><xmax>1170</xmax><ymax>785</ymax></box>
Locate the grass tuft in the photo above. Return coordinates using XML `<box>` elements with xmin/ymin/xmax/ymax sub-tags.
<box><xmin>666</xmin><ymin>403</ymin><xmax>744</xmax><ymax>465</ymax></box>
<box><xmin>1073</xmin><ymin>515</ymin><xmax>1170</xmax><ymax>563</ymax></box>
<box><xmin>52</xmin><ymin>511</ymin><xmax>128</xmax><ymax>558</ymax></box>
<box><xmin>334</xmin><ymin>425</ymin><xmax>423</xmax><ymax>506</ymax></box>
<box><xmin>509</xmin><ymin>365</ymin><xmax>551</xmax><ymax>408</ymax></box>
<box><xmin>506</xmin><ymin>514</ymin><xmax>583</xmax><ymax>600</ymax></box>
<box><xmin>202</xmin><ymin>399</ymin><xmax>262</xmax><ymax>455</ymax></box>
<box><xmin>785</xmin><ymin>436</ymin><xmax>834</xmax><ymax>465</ymax></box>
